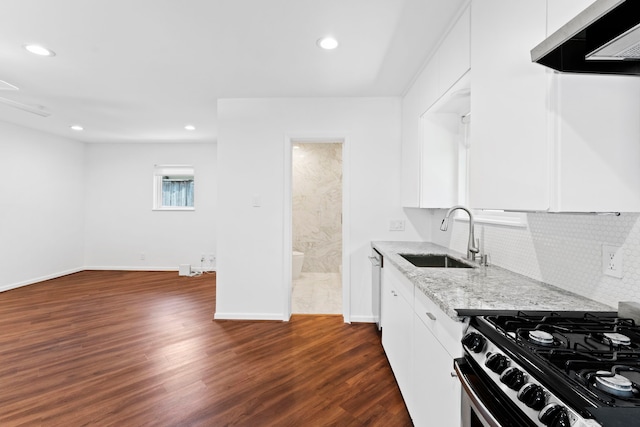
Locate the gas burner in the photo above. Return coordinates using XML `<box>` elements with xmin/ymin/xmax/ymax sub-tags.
<box><xmin>592</xmin><ymin>371</ymin><xmax>636</xmax><ymax>398</ymax></box>
<box><xmin>586</xmin><ymin>332</ymin><xmax>634</xmax><ymax>350</ymax></box>
<box><xmin>529</xmin><ymin>330</ymin><xmax>555</xmax><ymax>346</ymax></box>
<box><xmin>604</xmin><ymin>332</ymin><xmax>631</xmax><ymax>347</ymax></box>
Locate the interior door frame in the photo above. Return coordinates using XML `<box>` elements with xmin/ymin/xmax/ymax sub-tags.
<box><xmin>283</xmin><ymin>133</ymin><xmax>350</xmax><ymax>323</ymax></box>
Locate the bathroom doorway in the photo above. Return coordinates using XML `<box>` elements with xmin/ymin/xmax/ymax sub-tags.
<box><xmin>290</xmin><ymin>141</ymin><xmax>343</xmax><ymax>315</ymax></box>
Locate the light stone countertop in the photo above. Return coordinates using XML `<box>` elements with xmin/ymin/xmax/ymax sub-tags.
<box><xmin>372</xmin><ymin>241</ymin><xmax>615</xmax><ymax>321</ymax></box>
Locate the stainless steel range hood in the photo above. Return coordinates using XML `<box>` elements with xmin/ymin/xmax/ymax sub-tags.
<box><xmin>531</xmin><ymin>0</ymin><xmax>640</xmax><ymax>74</ymax></box>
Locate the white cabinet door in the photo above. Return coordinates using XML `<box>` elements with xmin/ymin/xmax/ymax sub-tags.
<box><xmin>420</xmin><ymin>72</ymin><xmax>470</xmax><ymax>209</ymax></box>
<box><xmin>401</xmin><ymin>6</ymin><xmax>470</xmax><ymax>208</ymax></box>
<box><xmin>545</xmin><ymin>0</ymin><xmax>640</xmax><ymax>212</ymax></box>
<box><xmin>550</xmin><ymin>73</ymin><xmax>640</xmax><ymax>212</ymax></box>
<box><xmin>438</xmin><ymin>6</ymin><xmax>471</xmax><ymax>95</ymax></box>
<box><xmin>469</xmin><ymin>0</ymin><xmax>550</xmax><ymax>211</ymax></box>
<box><xmin>412</xmin><ymin>314</ymin><xmax>461</xmax><ymax>427</ymax></box>
<box><xmin>547</xmin><ymin>0</ymin><xmax>596</xmax><ymax>35</ymax></box>
<box><xmin>401</xmin><ymin>61</ymin><xmax>439</xmax><ymax>208</ymax></box>
<box><xmin>381</xmin><ymin>270</ymin><xmax>413</xmax><ymax>402</ymax></box>
<box><xmin>420</xmin><ymin>111</ymin><xmax>461</xmax><ymax>208</ymax></box>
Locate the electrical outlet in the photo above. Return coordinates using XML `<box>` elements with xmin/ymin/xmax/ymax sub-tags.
<box><xmin>140</xmin><ymin>252</ymin><xmax>146</xmax><ymax>261</ymax></box>
<box><xmin>208</xmin><ymin>254</ymin><xmax>215</xmax><ymax>264</ymax></box>
<box><xmin>389</xmin><ymin>220</ymin><xmax>405</xmax><ymax>231</ymax></box>
<box><xmin>200</xmin><ymin>254</ymin><xmax>206</xmax><ymax>263</ymax></box>
<box><xmin>602</xmin><ymin>244</ymin><xmax>623</xmax><ymax>278</ymax></box>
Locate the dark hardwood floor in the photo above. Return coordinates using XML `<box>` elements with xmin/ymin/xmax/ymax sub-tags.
<box><xmin>0</xmin><ymin>271</ymin><xmax>412</xmax><ymax>426</ymax></box>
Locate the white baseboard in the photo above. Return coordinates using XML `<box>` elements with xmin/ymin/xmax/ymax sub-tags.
<box><xmin>213</xmin><ymin>312</ymin><xmax>285</xmax><ymax>321</ymax></box>
<box><xmin>349</xmin><ymin>315</ymin><xmax>376</xmax><ymax>324</ymax></box>
<box><xmin>1</xmin><ymin>267</ymin><xmax>84</xmax><ymax>293</ymax></box>
<box><xmin>83</xmin><ymin>266</ymin><xmax>178</xmax><ymax>271</ymax></box>
<box><xmin>83</xmin><ymin>266</ymin><xmax>217</xmax><ymax>273</ymax></box>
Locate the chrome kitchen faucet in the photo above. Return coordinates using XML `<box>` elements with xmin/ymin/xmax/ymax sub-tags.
<box><xmin>440</xmin><ymin>205</ymin><xmax>480</xmax><ymax>262</ymax></box>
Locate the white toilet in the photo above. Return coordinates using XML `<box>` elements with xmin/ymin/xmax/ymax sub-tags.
<box><xmin>292</xmin><ymin>251</ymin><xmax>305</xmax><ymax>279</ymax></box>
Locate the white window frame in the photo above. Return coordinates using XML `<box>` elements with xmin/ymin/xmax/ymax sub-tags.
<box><xmin>153</xmin><ymin>165</ymin><xmax>195</xmax><ymax>211</ymax></box>
<box><xmin>454</xmin><ymin>210</ymin><xmax>528</xmax><ymax>228</ymax></box>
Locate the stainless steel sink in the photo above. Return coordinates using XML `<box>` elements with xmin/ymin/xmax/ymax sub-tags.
<box><xmin>399</xmin><ymin>254</ymin><xmax>474</xmax><ymax>268</ymax></box>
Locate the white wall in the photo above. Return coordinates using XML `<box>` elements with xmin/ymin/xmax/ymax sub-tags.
<box><xmin>84</xmin><ymin>143</ymin><xmax>217</xmax><ymax>270</ymax></box>
<box><xmin>216</xmin><ymin>98</ymin><xmax>430</xmax><ymax>321</ymax></box>
<box><xmin>0</xmin><ymin>121</ymin><xmax>85</xmax><ymax>291</ymax></box>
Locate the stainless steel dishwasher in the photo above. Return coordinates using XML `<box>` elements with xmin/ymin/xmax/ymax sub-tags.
<box><xmin>369</xmin><ymin>248</ymin><xmax>383</xmax><ymax>330</ymax></box>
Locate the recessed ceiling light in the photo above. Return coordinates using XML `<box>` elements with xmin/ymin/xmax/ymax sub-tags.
<box><xmin>317</xmin><ymin>37</ymin><xmax>339</xmax><ymax>50</ymax></box>
<box><xmin>185</xmin><ymin>125</ymin><xmax>196</xmax><ymax>131</ymax></box>
<box><xmin>24</xmin><ymin>44</ymin><xmax>56</xmax><ymax>57</ymax></box>
<box><xmin>70</xmin><ymin>125</ymin><xmax>84</xmax><ymax>131</ymax></box>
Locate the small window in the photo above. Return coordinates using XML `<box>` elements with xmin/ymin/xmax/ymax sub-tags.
<box><xmin>153</xmin><ymin>165</ymin><xmax>195</xmax><ymax>210</ymax></box>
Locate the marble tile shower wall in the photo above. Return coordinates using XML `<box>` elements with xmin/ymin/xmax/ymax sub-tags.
<box><xmin>292</xmin><ymin>143</ymin><xmax>342</xmax><ymax>273</ymax></box>
<box><xmin>448</xmin><ymin>213</ymin><xmax>640</xmax><ymax>308</ymax></box>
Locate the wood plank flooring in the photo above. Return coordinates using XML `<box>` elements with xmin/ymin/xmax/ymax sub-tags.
<box><xmin>0</xmin><ymin>271</ymin><xmax>412</xmax><ymax>426</ymax></box>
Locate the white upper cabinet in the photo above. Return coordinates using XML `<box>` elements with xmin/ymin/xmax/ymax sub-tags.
<box><xmin>469</xmin><ymin>0</ymin><xmax>550</xmax><ymax>211</ymax></box>
<box><xmin>547</xmin><ymin>1</ymin><xmax>595</xmax><ymax>35</ymax></box>
<box><xmin>550</xmin><ymin>73</ymin><xmax>640</xmax><ymax>212</ymax></box>
<box><xmin>438</xmin><ymin>6</ymin><xmax>471</xmax><ymax>95</ymax></box>
<box><xmin>401</xmin><ymin>6</ymin><xmax>471</xmax><ymax>208</ymax></box>
<box><xmin>470</xmin><ymin>0</ymin><xmax>640</xmax><ymax>212</ymax></box>
<box><xmin>420</xmin><ymin>73</ymin><xmax>470</xmax><ymax>208</ymax></box>
<box><xmin>401</xmin><ymin>60</ymin><xmax>438</xmax><ymax>207</ymax></box>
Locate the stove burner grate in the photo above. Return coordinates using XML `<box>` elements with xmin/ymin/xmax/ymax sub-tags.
<box><xmin>514</xmin><ymin>326</ymin><xmax>568</xmax><ymax>349</ymax></box>
<box><xmin>593</xmin><ymin>371</ymin><xmax>634</xmax><ymax>397</ymax></box>
<box><xmin>529</xmin><ymin>329</ymin><xmax>554</xmax><ymax>346</ymax></box>
<box><xmin>580</xmin><ymin>366</ymin><xmax>640</xmax><ymax>403</ymax></box>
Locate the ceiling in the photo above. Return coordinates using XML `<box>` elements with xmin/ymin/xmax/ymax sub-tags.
<box><xmin>0</xmin><ymin>0</ymin><xmax>466</xmax><ymax>143</ymax></box>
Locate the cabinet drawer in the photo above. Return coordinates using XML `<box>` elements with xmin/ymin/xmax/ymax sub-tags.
<box><xmin>414</xmin><ymin>289</ymin><xmax>464</xmax><ymax>358</ymax></box>
<box><xmin>384</xmin><ymin>264</ymin><xmax>414</xmax><ymax>308</ymax></box>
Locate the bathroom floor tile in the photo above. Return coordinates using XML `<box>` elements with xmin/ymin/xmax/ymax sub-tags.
<box><xmin>292</xmin><ymin>272</ymin><xmax>341</xmax><ymax>314</ymax></box>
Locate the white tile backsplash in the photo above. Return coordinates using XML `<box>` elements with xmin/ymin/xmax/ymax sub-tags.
<box><xmin>439</xmin><ymin>212</ymin><xmax>640</xmax><ymax>308</ymax></box>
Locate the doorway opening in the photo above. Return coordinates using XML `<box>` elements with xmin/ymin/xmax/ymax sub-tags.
<box><xmin>290</xmin><ymin>141</ymin><xmax>343</xmax><ymax>315</ymax></box>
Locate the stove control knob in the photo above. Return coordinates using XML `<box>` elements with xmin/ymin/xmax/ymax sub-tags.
<box><xmin>517</xmin><ymin>383</ymin><xmax>546</xmax><ymax>410</ymax></box>
<box><xmin>461</xmin><ymin>332</ymin><xmax>485</xmax><ymax>353</ymax></box>
<box><xmin>485</xmin><ymin>352</ymin><xmax>508</xmax><ymax>374</ymax></box>
<box><xmin>500</xmin><ymin>367</ymin><xmax>526</xmax><ymax>390</ymax></box>
<box><xmin>539</xmin><ymin>403</ymin><xmax>570</xmax><ymax>427</ymax></box>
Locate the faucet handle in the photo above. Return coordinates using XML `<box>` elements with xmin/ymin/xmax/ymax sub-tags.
<box><xmin>470</xmin><ymin>238</ymin><xmax>480</xmax><ymax>253</ymax></box>
<box><xmin>479</xmin><ymin>253</ymin><xmax>489</xmax><ymax>266</ymax></box>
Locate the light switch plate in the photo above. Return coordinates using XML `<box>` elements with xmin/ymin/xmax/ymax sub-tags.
<box><xmin>389</xmin><ymin>220</ymin><xmax>405</xmax><ymax>231</ymax></box>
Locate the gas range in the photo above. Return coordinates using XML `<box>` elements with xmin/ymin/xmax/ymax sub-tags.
<box><xmin>458</xmin><ymin>311</ymin><xmax>640</xmax><ymax>427</ymax></box>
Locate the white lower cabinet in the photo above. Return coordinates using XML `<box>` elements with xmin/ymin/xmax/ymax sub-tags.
<box><xmin>381</xmin><ymin>263</ymin><xmax>464</xmax><ymax>426</ymax></box>
<box><xmin>381</xmin><ymin>265</ymin><xmax>414</xmax><ymax>401</ymax></box>
<box><xmin>411</xmin><ymin>313</ymin><xmax>461</xmax><ymax>427</ymax></box>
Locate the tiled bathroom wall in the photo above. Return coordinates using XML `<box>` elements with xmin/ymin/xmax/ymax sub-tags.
<box><xmin>292</xmin><ymin>142</ymin><xmax>342</xmax><ymax>273</ymax></box>
<box><xmin>439</xmin><ymin>212</ymin><xmax>640</xmax><ymax>309</ymax></box>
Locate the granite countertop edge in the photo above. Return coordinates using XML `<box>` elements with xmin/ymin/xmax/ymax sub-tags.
<box><xmin>372</xmin><ymin>241</ymin><xmax>615</xmax><ymax>321</ymax></box>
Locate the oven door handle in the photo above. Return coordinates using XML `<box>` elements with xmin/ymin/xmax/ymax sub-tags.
<box><xmin>454</xmin><ymin>358</ymin><xmax>503</xmax><ymax>427</ymax></box>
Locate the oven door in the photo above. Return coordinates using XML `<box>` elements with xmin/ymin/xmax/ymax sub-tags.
<box><xmin>454</xmin><ymin>358</ymin><xmax>537</xmax><ymax>427</ymax></box>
